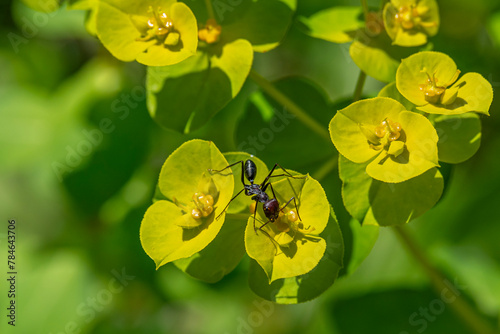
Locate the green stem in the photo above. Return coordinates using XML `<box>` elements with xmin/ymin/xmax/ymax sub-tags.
<box><xmin>361</xmin><ymin>0</ymin><xmax>370</xmax><ymax>21</ymax></box>
<box><xmin>393</xmin><ymin>226</ymin><xmax>497</xmax><ymax>334</ymax></box>
<box><xmin>312</xmin><ymin>156</ymin><xmax>338</xmax><ymax>182</ymax></box>
<box><xmin>249</xmin><ymin>69</ymin><xmax>330</xmax><ymax>142</ymax></box>
<box><xmin>204</xmin><ymin>0</ymin><xmax>216</xmax><ymax>20</ymax></box>
<box><xmin>353</xmin><ymin>71</ymin><xmax>367</xmax><ymax>102</ymax></box>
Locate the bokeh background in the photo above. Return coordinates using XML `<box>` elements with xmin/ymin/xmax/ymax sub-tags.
<box><xmin>1</xmin><ymin>0</ymin><xmax>500</xmax><ymax>333</ymax></box>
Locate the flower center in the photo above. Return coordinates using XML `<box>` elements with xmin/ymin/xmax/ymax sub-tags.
<box><xmin>394</xmin><ymin>4</ymin><xmax>436</xmax><ymax>30</ymax></box>
<box><xmin>395</xmin><ymin>6</ymin><xmax>420</xmax><ymax>30</ymax></box>
<box><xmin>198</xmin><ymin>19</ymin><xmax>222</xmax><ymax>44</ymax></box>
<box><xmin>136</xmin><ymin>7</ymin><xmax>180</xmax><ymax>46</ymax></box>
<box><xmin>419</xmin><ymin>69</ymin><xmax>460</xmax><ymax>104</ymax></box>
<box><xmin>190</xmin><ymin>192</ymin><xmax>214</xmax><ymax>219</ymax></box>
<box><xmin>361</xmin><ymin>118</ymin><xmax>404</xmax><ymax>155</ymax></box>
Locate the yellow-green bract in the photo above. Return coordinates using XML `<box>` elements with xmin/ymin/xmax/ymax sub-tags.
<box><xmin>140</xmin><ymin>140</ymin><xmax>234</xmax><ymax>269</ymax></box>
<box><xmin>95</xmin><ymin>0</ymin><xmax>198</xmax><ymax>66</ymax></box>
<box><xmin>244</xmin><ymin>174</ymin><xmax>331</xmax><ymax>283</ymax></box>
<box><xmin>329</xmin><ymin>97</ymin><xmax>439</xmax><ymax>183</ymax></box>
<box><xmin>396</xmin><ymin>51</ymin><xmax>493</xmax><ymax>115</ymax></box>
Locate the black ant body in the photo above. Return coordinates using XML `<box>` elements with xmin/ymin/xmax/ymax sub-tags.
<box><xmin>208</xmin><ymin>160</ymin><xmax>304</xmax><ymax>239</ymax></box>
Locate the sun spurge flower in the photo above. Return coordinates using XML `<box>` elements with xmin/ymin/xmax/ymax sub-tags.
<box><xmin>330</xmin><ymin>97</ymin><xmax>439</xmax><ymax>183</ymax></box>
<box><xmin>383</xmin><ymin>0</ymin><xmax>439</xmax><ymax>46</ymax></box>
<box><xmin>198</xmin><ymin>19</ymin><xmax>222</xmax><ymax>44</ymax></box>
<box><xmin>96</xmin><ymin>0</ymin><xmax>198</xmax><ymax>66</ymax></box>
<box><xmin>396</xmin><ymin>51</ymin><xmax>493</xmax><ymax>115</ymax></box>
<box><xmin>140</xmin><ymin>140</ymin><xmax>234</xmax><ymax>268</ymax></box>
<box><xmin>245</xmin><ymin>175</ymin><xmax>330</xmax><ymax>283</ymax></box>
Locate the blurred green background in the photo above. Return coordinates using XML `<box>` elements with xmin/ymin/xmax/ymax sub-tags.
<box><xmin>1</xmin><ymin>0</ymin><xmax>500</xmax><ymax>333</ymax></box>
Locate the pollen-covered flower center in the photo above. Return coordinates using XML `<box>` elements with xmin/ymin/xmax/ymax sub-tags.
<box><xmin>394</xmin><ymin>4</ymin><xmax>435</xmax><ymax>30</ymax></box>
<box><xmin>395</xmin><ymin>6</ymin><xmax>420</xmax><ymax>29</ymax></box>
<box><xmin>136</xmin><ymin>7</ymin><xmax>180</xmax><ymax>46</ymax></box>
<box><xmin>419</xmin><ymin>69</ymin><xmax>460</xmax><ymax>104</ymax></box>
<box><xmin>198</xmin><ymin>19</ymin><xmax>222</xmax><ymax>44</ymax></box>
<box><xmin>190</xmin><ymin>192</ymin><xmax>214</xmax><ymax>219</ymax></box>
<box><xmin>360</xmin><ymin>118</ymin><xmax>406</xmax><ymax>157</ymax></box>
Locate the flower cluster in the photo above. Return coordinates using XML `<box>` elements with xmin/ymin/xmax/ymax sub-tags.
<box><xmin>383</xmin><ymin>0</ymin><xmax>439</xmax><ymax>46</ymax></box>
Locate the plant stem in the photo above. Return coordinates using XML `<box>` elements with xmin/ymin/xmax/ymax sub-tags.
<box><xmin>353</xmin><ymin>71</ymin><xmax>367</xmax><ymax>102</ymax></box>
<box><xmin>204</xmin><ymin>0</ymin><xmax>215</xmax><ymax>20</ymax></box>
<box><xmin>393</xmin><ymin>226</ymin><xmax>497</xmax><ymax>334</ymax></box>
<box><xmin>312</xmin><ymin>156</ymin><xmax>338</xmax><ymax>182</ymax></box>
<box><xmin>361</xmin><ymin>0</ymin><xmax>370</xmax><ymax>21</ymax></box>
<box><xmin>249</xmin><ymin>69</ymin><xmax>330</xmax><ymax>142</ymax></box>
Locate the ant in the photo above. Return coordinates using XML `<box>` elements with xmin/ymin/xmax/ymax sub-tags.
<box><xmin>208</xmin><ymin>160</ymin><xmax>305</xmax><ymax>248</ymax></box>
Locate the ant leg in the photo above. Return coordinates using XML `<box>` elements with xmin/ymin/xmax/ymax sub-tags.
<box><xmin>216</xmin><ymin>188</ymin><xmax>245</xmax><ymax>220</ymax></box>
<box><xmin>209</xmin><ymin>160</ymin><xmax>247</xmax><ymax>187</ymax></box>
<box><xmin>279</xmin><ymin>196</ymin><xmax>294</xmax><ymax>212</ymax></box>
<box><xmin>260</xmin><ymin>163</ymin><xmax>306</xmax><ymax>188</ymax></box>
<box><xmin>252</xmin><ymin>200</ymin><xmax>259</xmax><ymax>232</ymax></box>
<box><xmin>293</xmin><ymin>197</ymin><xmax>302</xmax><ymax>221</ymax></box>
<box><xmin>263</xmin><ymin>182</ymin><xmax>277</xmax><ymax>199</ymax></box>
<box><xmin>279</xmin><ymin>197</ymin><xmax>302</xmax><ymax>221</ymax></box>
<box><xmin>257</xmin><ymin>220</ymin><xmax>280</xmax><ymax>255</ymax></box>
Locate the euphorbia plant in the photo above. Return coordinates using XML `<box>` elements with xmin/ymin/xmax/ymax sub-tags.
<box><xmin>34</xmin><ymin>1</ymin><xmax>495</xmax><ymax>324</ymax></box>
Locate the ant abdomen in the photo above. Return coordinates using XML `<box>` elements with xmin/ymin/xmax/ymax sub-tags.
<box><xmin>244</xmin><ymin>159</ymin><xmax>257</xmax><ymax>184</ymax></box>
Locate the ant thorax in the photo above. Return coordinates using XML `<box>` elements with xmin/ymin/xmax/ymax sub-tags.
<box><xmin>245</xmin><ymin>184</ymin><xmax>268</xmax><ymax>201</ymax></box>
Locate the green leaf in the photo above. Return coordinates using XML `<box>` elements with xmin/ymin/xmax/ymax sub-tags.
<box><xmin>396</xmin><ymin>51</ymin><xmax>493</xmax><ymax>115</ymax></box>
<box><xmin>350</xmin><ymin>32</ymin><xmax>416</xmax><ymax>83</ymax></box>
<box><xmin>222</xmin><ymin>153</ymin><xmax>269</xmax><ymax>215</ymax></box>
<box><xmin>298</xmin><ymin>6</ymin><xmax>364</xmax><ymax>44</ymax></box>
<box><xmin>236</xmin><ymin>77</ymin><xmax>335</xmax><ymax>171</ymax></box>
<box><xmin>430</xmin><ymin>113</ymin><xmax>481</xmax><ymax>164</ymax></box>
<box><xmin>185</xmin><ymin>0</ymin><xmax>296</xmax><ymax>52</ymax></box>
<box><xmin>174</xmin><ymin>216</ymin><xmax>247</xmax><ymax>283</ymax></box>
<box><xmin>248</xmin><ymin>207</ymin><xmax>343</xmax><ymax>304</ymax></box>
<box><xmin>223</xmin><ymin>0</ymin><xmax>296</xmax><ymax>52</ymax></box>
<box><xmin>345</xmin><ymin>218</ymin><xmax>379</xmax><ymax>274</ymax></box>
<box><xmin>21</xmin><ymin>0</ymin><xmax>60</xmax><ymax>12</ymax></box>
<box><xmin>140</xmin><ymin>140</ymin><xmax>234</xmax><ymax>268</ymax></box>
<box><xmin>68</xmin><ymin>0</ymin><xmax>98</xmax><ymax>37</ymax></box>
<box><xmin>96</xmin><ymin>0</ymin><xmax>198</xmax><ymax>66</ymax></box>
<box><xmin>378</xmin><ymin>82</ymin><xmax>416</xmax><ymax>111</ymax></box>
<box><xmin>339</xmin><ymin>155</ymin><xmax>444</xmax><ymax>226</ymax></box>
<box><xmin>245</xmin><ymin>175</ymin><xmax>330</xmax><ymax>282</ymax></box>
<box><xmin>147</xmin><ymin>39</ymin><xmax>253</xmax><ymax>133</ymax></box>
<box><xmin>383</xmin><ymin>0</ymin><xmax>439</xmax><ymax>47</ymax></box>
